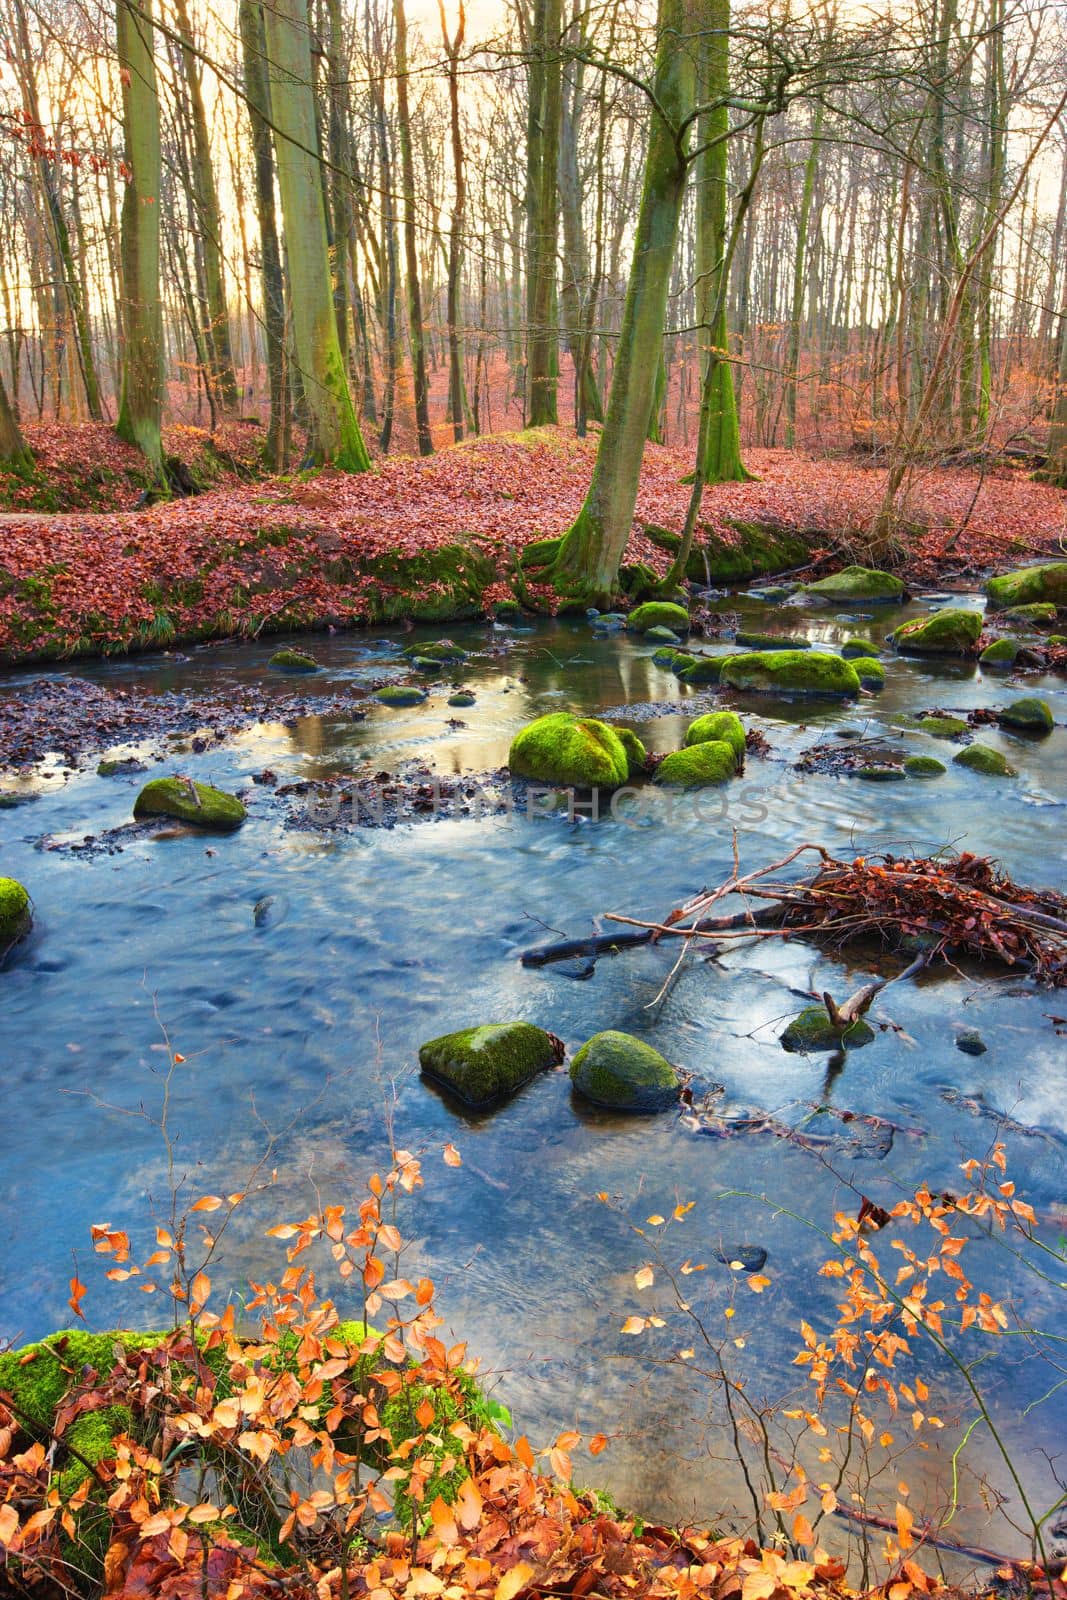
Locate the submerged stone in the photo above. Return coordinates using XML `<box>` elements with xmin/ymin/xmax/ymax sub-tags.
<box><xmin>447</xmin><ymin>691</ymin><xmax>476</xmax><ymax>708</ymax></box>
<box><xmin>953</xmin><ymin>744</ymin><xmax>1016</xmax><ymax>776</ymax></box>
<box><xmin>508</xmin><ymin>712</ymin><xmax>630</xmax><ymax>787</ymax></box>
<box><xmin>903</xmin><ymin>755</ymin><xmax>946</xmax><ymax>777</ymax></box>
<box><xmin>651</xmin><ymin>646</ymin><xmax>680</xmax><ymax>667</ymax></box>
<box><xmin>401</xmin><ymin>639</ymin><xmax>469</xmax><ymax>663</ymax></box>
<box><xmin>0</xmin><ymin>877</ymin><xmax>32</xmax><ymax>947</ymax></box>
<box><xmin>654</xmin><ymin>741</ymin><xmax>737</xmax><ymax>786</ymax></box>
<box><xmin>419</xmin><ymin>1022</ymin><xmax>557</xmax><ymax>1108</ymax></box>
<box><xmin>713</xmin><ymin>1244</ymin><xmax>768</xmax><ymax>1273</ymax></box>
<box><xmin>684</xmin><ymin>710</ymin><xmax>745</xmax><ymax>759</ymax></box>
<box><xmin>918</xmin><ymin>715</ymin><xmax>968</xmax><ymax>739</ymax></box>
<box><xmin>956</xmin><ymin>1028</ymin><xmax>987</xmax><ymax>1057</ymax></box>
<box><xmin>133</xmin><ymin>778</ymin><xmax>246</xmax><ymax>830</ymax></box>
<box><xmin>855</xmin><ymin>765</ymin><xmax>905</xmax><ymax>781</ymax></box>
<box><xmin>781</xmin><ymin>1006</ymin><xmax>874</xmax><ymax>1052</ymax></box>
<box><xmin>985</xmin><ymin>562</ymin><xmax>1067</xmax><ymax>610</ymax></box>
<box><xmin>644</xmin><ymin>625</ymin><xmax>681</xmax><ymax>644</ymax></box>
<box><xmin>569</xmin><ymin>1030</ymin><xmax>680</xmax><ymax>1112</ymax></box>
<box><xmin>891</xmin><ymin>609</ymin><xmax>983</xmax><ymax>655</ymax></box>
<box><xmin>803</xmin><ymin>565</ymin><xmax>904</xmax><ymax>603</ymax></box>
<box><xmin>269</xmin><ymin>648</ymin><xmax>320</xmax><ymax>673</ymax></box>
<box><xmin>999</xmin><ymin>696</ymin><xmax>1053</xmax><ymax>734</ymax></box>
<box><xmin>719</xmin><ymin>650</ymin><xmax>861</xmax><ymax>697</ymax></box>
<box><xmin>375</xmin><ymin>685</ymin><xmax>427</xmax><ymax>706</ymax></box>
<box><xmin>627</xmin><ymin>601</ymin><xmax>690</xmax><ymax>634</ymax></box>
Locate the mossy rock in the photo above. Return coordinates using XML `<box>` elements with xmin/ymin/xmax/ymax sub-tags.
<box><xmin>508</xmin><ymin>712</ymin><xmax>630</xmax><ymax>787</ymax></box>
<box><xmin>891</xmin><ymin>609</ymin><xmax>982</xmax><ymax>655</ymax></box>
<box><xmin>447</xmin><ymin>691</ymin><xmax>476</xmax><ymax>708</ymax></box>
<box><xmin>670</xmin><ymin>652</ymin><xmax>700</xmax><ymax>675</ymax></box>
<box><xmin>0</xmin><ymin>876</ymin><xmax>32</xmax><ymax>946</ymax></box>
<box><xmin>569</xmin><ymin>1030</ymin><xmax>680</xmax><ymax>1112</ymax></box>
<box><xmin>841</xmin><ymin>637</ymin><xmax>880</xmax><ymax>659</ymax></box>
<box><xmin>519</xmin><ymin>536</ymin><xmax>563</xmax><ymax>570</ymax></box>
<box><xmin>781</xmin><ymin>1006</ymin><xmax>874</xmax><ymax>1053</ymax></box>
<box><xmin>904</xmin><ymin>755</ymin><xmax>946</xmax><ymax>778</ymax></box>
<box><xmin>803</xmin><ymin>565</ymin><xmax>904</xmax><ymax>603</ymax></box>
<box><xmin>628</xmin><ymin>601</ymin><xmax>690</xmax><ymax>634</ymax></box>
<box><xmin>645</xmin><ymin>625</ymin><xmax>681</xmax><ymax>644</ymax></box>
<box><xmin>364</xmin><ymin>542</ymin><xmax>497</xmax><ymax>623</ymax></box>
<box><xmin>919</xmin><ymin>714</ymin><xmax>968</xmax><ymax>739</ymax></box>
<box><xmin>375</xmin><ymin>685</ymin><xmax>428</xmax><ymax>706</ymax></box>
<box><xmin>985</xmin><ymin>562</ymin><xmax>1067</xmax><ymax>611</ymax></box>
<box><xmin>654</xmin><ymin>740</ymin><xmax>737</xmax><ymax>786</ymax></box>
<box><xmin>269</xmin><ymin>648</ymin><xmax>319</xmax><ymax>673</ymax></box>
<box><xmin>493</xmin><ymin>598</ymin><xmax>523</xmax><ymax>618</ymax></box>
<box><xmin>998</xmin><ymin>696</ymin><xmax>1053</xmax><ymax>734</ymax></box>
<box><xmin>419</xmin><ymin>1022</ymin><xmax>557</xmax><ymax>1107</ymax></box>
<box><xmin>615</xmin><ymin>727</ymin><xmax>647</xmax><ymax>774</ymax></box>
<box><xmin>720</xmin><ymin>650</ymin><xmax>860</xmax><ymax>697</ymax></box>
<box><xmin>409</xmin><ymin>655</ymin><xmax>446</xmax><ymax>673</ymax></box>
<box><xmin>678</xmin><ymin>655</ymin><xmax>726</xmax><ymax>685</ymax></box>
<box><xmin>953</xmin><ymin>744</ymin><xmax>1016</xmax><ymax>776</ymax></box>
<box><xmin>651</xmin><ymin>646</ymin><xmax>680</xmax><ymax>667</ymax></box>
<box><xmin>851</xmin><ymin>657</ymin><xmax>885</xmax><ymax>688</ymax></box>
<box><xmin>684</xmin><ymin>710</ymin><xmax>745</xmax><ymax>759</ymax></box>
<box><xmin>401</xmin><ymin>640</ymin><xmax>468</xmax><ymax>663</ymax></box>
<box><xmin>1003</xmin><ymin>602</ymin><xmax>1057</xmax><ymax>626</ymax></box>
<box><xmin>735</xmin><ymin>631</ymin><xmax>811</xmax><ymax>650</ymax></box>
<box><xmin>855</xmin><ymin>764</ymin><xmax>905</xmax><ymax>781</ymax></box>
<box><xmin>980</xmin><ymin>638</ymin><xmax>1020</xmax><ymax>666</ymax></box>
<box><xmin>133</xmin><ymin>778</ymin><xmax>246</xmax><ymax>831</ymax></box>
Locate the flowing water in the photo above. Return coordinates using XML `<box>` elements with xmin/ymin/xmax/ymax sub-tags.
<box><xmin>2</xmin><ymin>592</ymin><xmax>1066</xmax><ymax>1566</ymax></box>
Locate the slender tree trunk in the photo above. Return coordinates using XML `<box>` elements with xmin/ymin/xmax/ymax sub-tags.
<box><xmin>785</xmin><ymin>98</ymin><xmax>824</xmax><ymax>448</ymax></box>
<box><xmin>393</xmin><ymin>0</ymin><xmax>433</xmax><ymax>454</ymax></box>
<box><xmin>1047</xmin><ymin>286</ymin><xmax>1067</xmax><ymax>486</ymax></box>
<box><xmin>0</xmin><ymin>368</ymin><xmax>32</xmax><ymax>469</ymax></box>
<box><xmin>439</xmin><ymin>0</ymin><xmax>469</xmax><ymax>441</ymax></box>
<box><xmin>115</xmin><ymin>0</ymin><xmax>164</xmax><ymax>479</ymax></box>
<box><xmin>527</xmin><ymin>0</ymin><xmax>561</xmax><ymax>425</ymax></box>
<box><xmin>261</xmin><ymin>0</ymin><xmax>370</xmax><ymax>469</ymax></box>
<box><xmin>240</xmin><ymin>0</ymin><xmax>288</xmax><ymax>466</ymax></box>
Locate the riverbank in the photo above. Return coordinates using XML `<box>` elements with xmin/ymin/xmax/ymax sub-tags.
<box><xmin>1</xmin><ymin>429</ymin><xmax>1064</xmax><ymax>666</ymax></box>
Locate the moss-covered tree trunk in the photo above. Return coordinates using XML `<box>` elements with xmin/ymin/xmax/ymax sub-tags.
<box><xmin>0</xmin><ymin>369</ymin><xmax>32</xmax><ymax>470</ymax></box>
<box><xmin>115</xmin><ymin>0</ymin><xmax>164</xmax><ymax>480</ymax></box>
<box><xmin>239</xmin><ymin>0</ymin><xmax>288</xmax><ymax>468</ymax></box>
<box><xmin>262</xmin><ymin>0</ymin><xmax>370</xmax><ymax>471</ymax></box>
<box><xmin>694</xmin><ymin>0</ymin><xmax>750</xmax><ymax>483</ymax></box>
<box><xmin>546</xmin><ymin>0</ymin><xmax>697</xmax><ymax>604</ymax></box>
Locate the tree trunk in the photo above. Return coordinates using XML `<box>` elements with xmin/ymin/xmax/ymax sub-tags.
<box><xmin>240</xmin><ymin>0</ymin><xmax>288</xmax><ymax>466</ymax></box>
<box><xmin>261</xmin><ymin>0</ymin><xmax>370</xmax><ymax>470</ymax></box>
<box><xmin>527</xmin><ymin>0</ymin><xmax>561</xmax><ymax>425</ymax></box>
<box><xmin>0</xmin><ymin>368</ymin><xmax>32</xmax><ymax>470</ymax></box>
<box><xmin>785</xmin><ymin>98</ymin><xmax>824</xmax><ymax>448</ymax></box>
<box><xmin>439</xmin><ymin>0</ymin><xmax>470</xmax><ymax>442</ymax></box>
<box><xmin>394</xmin><ymin>0</ymin><xmax>433</xmax><ymax>454</ymax></box>
<box><xmin>546</xmin><ymin>0</ymin><xmax>697</xmax><ymax>602</ymax></box>
<box><xmin>115</xmin><ymin>0</ymin><xmax>165</xmax><ymax>479</ymax></box>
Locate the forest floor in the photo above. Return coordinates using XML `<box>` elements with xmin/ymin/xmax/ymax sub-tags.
<box><xmin>0</xmin><ymin>424</ymin><xmax>1064</xmax><ymax>666</ymax></box>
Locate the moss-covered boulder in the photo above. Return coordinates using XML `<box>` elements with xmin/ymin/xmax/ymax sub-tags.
<box><xmin>269</xmin><ymin>648</ymin><xmax>320</xmax><ymax>672</ymax></box>
<box><xmin>918</xmin><ymin>714</ymin><xmax>968</xmax><ymax>739</ymax></box>
<box><xmin>569</xmin><ymin>1030</ymin><xmax>680</xmax><ymax>1112</ymax></box>
<box><xmin>851</xmin><ymin>657</ymin><xmax>885</xmax><ymax>688</ymax></box>
<box><xmin>615</xmin><ymin>727</ymin><xmax>647</xmax><ymax>774</ymax></box>
<box><xmin>375</xmin><ymin>684</ymin><xmax>428</xmax><ymax>706</ymax></box>
<box><xmin>654</xmin><ymin>740</ymin><xmax>737</xmax><ymax>786</ymax></box>
<box><xmin>493</xmin><ymin>598</ymin><xmax>523</xmax><ymax>618</ymax></box>
<box><xmin>904</xmin><ymin>755</ymin><xmax>946</xmax><ymax>777</ymax></box>
<box><xmin>447</xmin><ymin>690</ymin><xmax>476</xmax><ymax>708</ymax></box>
<box><xmin>0</xmin><ymin>876</ymin><xmax>31</xmax><ymax>947</ymax></box>
<box><xmin>508</xmin><ymin>712</ymin><xmax>630</xmax><ymax>787</ymax></box>
<box><xmin>419</xmin><ymin>1022</ymin><xmax>557</xmax><ymax>1107</ymax></box>
<box><xmin>735</xmin><ymin>631</ymin><xmax>810</xmax><ymax>650</ymax></box>
<box><xmin>803</xmin><ymin>565</ymin><xmax>904</xmax><ymax>603</ymax></box>
<box><xmin>781</xmin><ymin>1006</ymin><xmax>874</xmax><ymax>1053</ymax></box>
<box><xmin>891</xmin><ymin>609</ymin><xmax>983</xmax><ymax>655</ymax></box>
<box><xmin>628</xmin><ymin>601</ymin><xmax>690</xmax><ymax>634</ymax></box>
<box><xmin>684</xmin><ymin>710</ymin><xmax>745</xmax><ymax>759</ymax></box>
<box><xmin>980</xmin><ymin>638</ymin><xmax>1020</xmax><ymax>666</ymax></box>
<box><xmin>985</xmin><ymin>562</ymin><xmax>1067</xmax><ymax>611</ymax></box>
<box><xmin>953</xmin><ymin>744</ymin><xmax>1016</xmax><ymax>776</ymax></box>
<box><xmin>652</xmin><ymin>646</ymin><xmax>680</xmax><ymax>667</ymax></box>
<box><xmin>645</xmin><ymin>625</ymin><xmax>681</xmax><ymax>644</ymax></box>
<box><xmin>720</xmin><ymin>650</ymin><xmax>861</xmax><ymax>697</ymax></box>
<box><xmin>998</xmin><ymin>696</ymin><xmax>1053</xmax><ymax>734</ymax></box>
<box><xmin>670</xmin><ymin>652</ymin><xmax>699</xmax><ymax>675</ymax></box>
<box><xmin>1003</xmin><ymin>602</ymin><xmax>1057</xmax><ymax>626</ymax></box>
<box><xmin>401</xmin><ymin>639</ymin><xmax>468</xmax><ymax>663</ymax></box>
<box><xmin>855</xmin><ymin>764</ymin><xmax>905</xmax><ymax>781</ymax></box>
<box><xmin>841</xmin><ymin>637</ymin><xmax>880</xmax><ymax>659</ymax></box>
<box><xmin>678</xmin><ymin>654</ymin><xmax>726</xmax><ymax>684</ymax></box>
<box><xmin>133</xmin><ymin>778</ymin><xmax>246</xmax><ymax>830</ymax></box>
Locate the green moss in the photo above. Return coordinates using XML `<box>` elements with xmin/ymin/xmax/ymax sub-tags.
<box><xmin>401</xmin><ymin>640</ymin><xmax>468</xmax><ymax>663</ymax></box>
<box><xmin>998</xmin><ymin>696</ymin><xmax>1053</xmax><ymax>734</ymax></box>
<box><xmin>628</xmin><ymin>601</ymin><xmax>690</xmax><ymax>633</ymax></box>
<box><xmin>891</xmin><ymin>609</ymin><xmax>983</xmax><ymax>655</ymax></box>
<box><xmin>803</xmin><ymin>565</ymin><xmax>904</xmax><ymax>603</ymax></box>
<box><xmin>447</xmin><ymin>691</ymin><xmax>476</xmax><ymax>708</ymax></box>
<box><xmin>851</xmin><ymin>657</ymin><xmax>885</xmax><ymax>688</ymax></box>
<box><xmin>678</xmin><ymin>654</ymin><xmax>726</xmax><ymax>684</ymax></box>
<box><xmin>953</xmin><ymin>744</ymin><xmax>1016</xmax><ymax>776</ymax></box>
<box><xmin>375</xmin><ymin>685</ymin><xmax>428</xmax><ymax>706</ymax></box>
<box><xmin>985</xmin><ymin>562</ymin><xmax>1067</xmax><ymax>610</ymax></box>
<box><xmin>493</xmin><ymin>598</ymin><xmax>523</xmax><ymax>618</ymax></box>
<box><xmin>615</xmin><ymin>727</ymin><xmax>647</xmax><ymax>773</ymax></box>
<box><xmin>410</xmin><ymin>656</ymin><xmax>445</xmax><ymax>673</ymax></box>
<box><xmin>781</xmin><ymin>1006</ymin><xmax>874</xmax><ymax>1052</ymax></box>
<box><xmin>719</xmin><ymin>650</ymin><xmax>861</xmax><ymax>697</ymax></box>
<box><xmin>644</xmin><ymin>625</ymin><xmax>681</xmax><ymax>644</ymax></box>
<box><xmin>0</xmin><ymin>876</ymin><xmax>31</xmax><ymax>945</ymax></box>
<box><xmin>918</xmin><ymin>715</ymin><xmax>968</xmax><ymax>739</ymax></box>
<box><xmin>841</xmin><ymin>638</ymin><xmax>879</xmax><ymax>659</ymax></box>
<box><xmin>684</xmin><ymin>710</ymin><xmax>745</xmax><ymax>759</ymax></box>
<box><xmin>651</xmin><ymin>646</ymin><xmax>680</xmax><ymax>667</ymax></box>
<box><xmin>269</xmin><ymin>648</ymin><xmax>320</xmax><ymax>672</ymax></box>
<box><xmin>508</xmin><ymin>712</ymin><xmax>630</xmax><ymax>786</ymax></box>
<box><xmin>133</xmin><ymin>777</ymin><xmax>247</xmax><ymax>830</ymax></box>
<box><xmin>735</xmin><ymin>632</ymin><xmax>810</xmax><ymax>650</ymax></box>
<box><xmin>363</xmin><ymin>542</ymin><xmax>496</xmax><ymax>622</ymax></box>
<box><xmin>642</xmin><ymin>521</ymin><xmax>808</xmax><ymax>585</ymax></box>
<box><xmin>419</xmin><ymin>1022</ymin><xmax>557</xmax><ymax>1107</ymax></box>
<box><xmin>904</xmin><ymin>755</ymin><xmax>946</xmax><ymax>777</ymax></box>
<box><xmin>855</xmin><ymin>765</ymin><xmax>905</xmax><ymax>781</ymax></box>
<box><xmin>980</xmin><ymin>638</ymin><xmax>1020</xmax><ymax>666</ymax></box>
<box><xmin>670</xmin><ymin>652</ymin><xmax>699</xmax><ymax>675</ymax></box>
<box><xmin>1003</xmin><ymin>602</ymin><xmax>1056</xmax><ymax>626</ymax></box>
<box><xmin>569</xmin><ymin>1030</ymin><xmax>679</xmax><ymax>1112</ymax></box>
<box><xmin>619</xmin><ymin>561</ymin><xmax>661</xmax><ymax>600</ymax></box>
<box><xmin>519</xmin><ymin>535</ymin><xmax>563</xmax><ymax>570</ymax></box>
<box><xmin>654</xmin><ymin>740</ymin><xmax>736</xmax><ymax>786</ymax></box>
